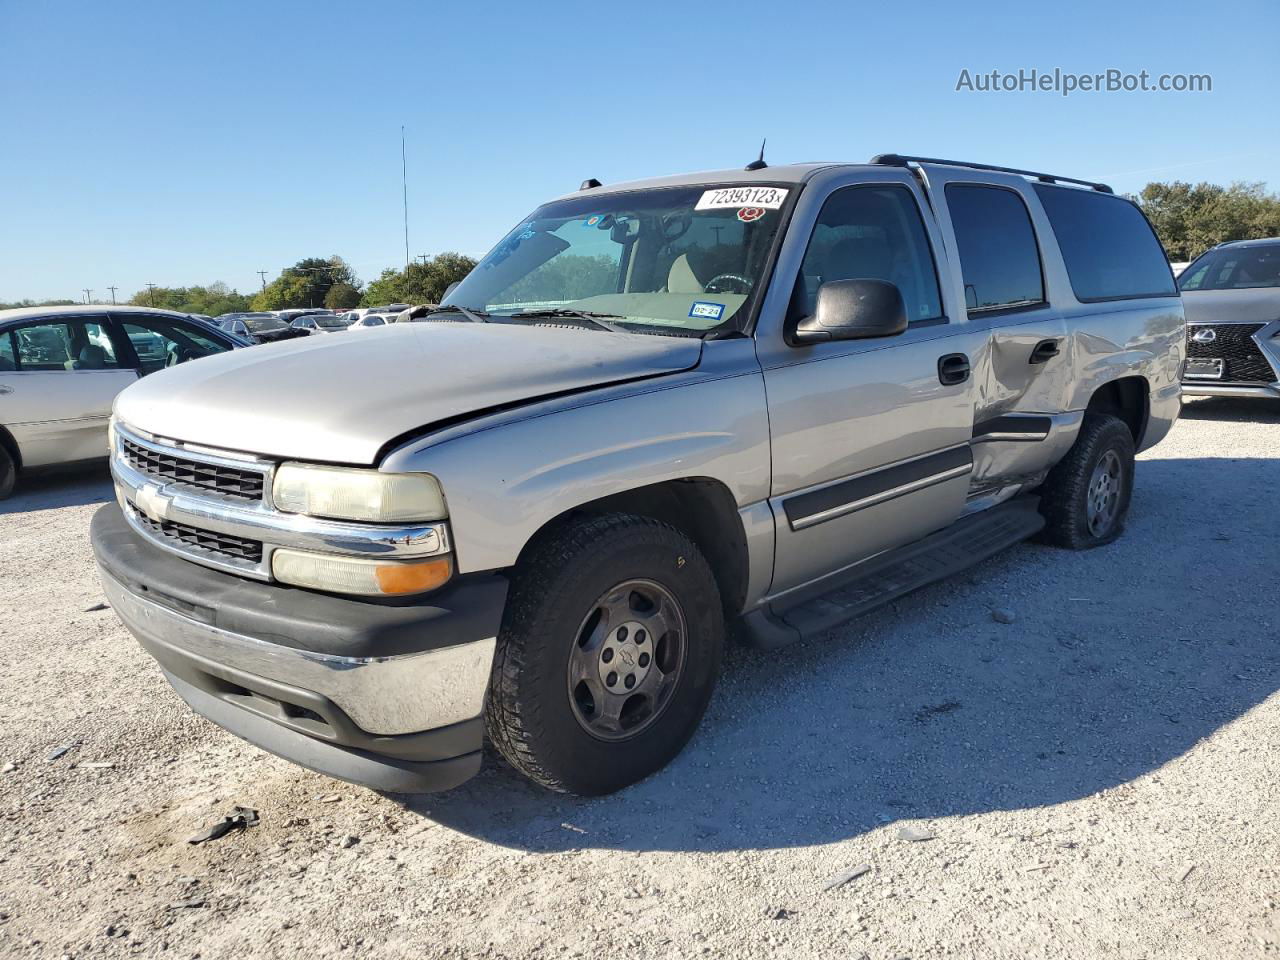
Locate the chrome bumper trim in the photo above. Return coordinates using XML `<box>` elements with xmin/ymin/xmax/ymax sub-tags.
<box><xmin>100</xmin><ymin>568</ymin><xmax>495</xmax><ymax>736</ymax></box>
<box><xmin>1180</xmin><ymin>383</ymin><xmax>1280</xmax><ymax>399</ymax></box>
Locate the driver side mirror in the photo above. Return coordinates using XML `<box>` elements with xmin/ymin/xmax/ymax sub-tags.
<box><xmin>793</xmin><ymin>279</ymin><xmax>908</xmax><ymax>344</ymax></box>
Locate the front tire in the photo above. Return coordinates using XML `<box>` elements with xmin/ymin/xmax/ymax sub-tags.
<box><xmin>485</xmin><ymin>513</ymin><xmax>724</xmax><ymax>795</ymax></box>
<box><xmin>1038</xmin><ymin>413</ymin><xmax>1135</xmax><ymax>549</ymax></box>
<box><xmin>0</xmin><ymin>444</ymin><xmax>15</xmax><ymax>500</ymax></box>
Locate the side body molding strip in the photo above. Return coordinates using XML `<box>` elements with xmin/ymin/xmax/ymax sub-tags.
<box><xmin>782</xmin><ymin>445</ymin><xmax>974</xmax><ymax>531</ymax></box>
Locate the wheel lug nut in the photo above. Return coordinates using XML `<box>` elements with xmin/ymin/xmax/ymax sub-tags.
<box><xmin>606</xmin><ymin>671</ymin><xmax>618</xmax><ymax>687</ymax></box>
<box><xmin>638</xmin><ymin>652</ymin><xmax>650</xmax><ymax>667</ymax></box>
<box><xmin>624</xmin><ymin>674</ymin><xmax>636</xmax><ymax>689</ymax></box>
<box><xmin>602</xmin><ymin>648</ymin><xmax>614</xmax><ymax>663</ymax></box>
<box><xmin>617</xmin><ymin>626</ymin><xmax>628</xmax><ymax>641</ymax></box>
<box><xmin>635</xmin><ymin>629</ymin><xmax>646</xmax><ymax>644</ymax></box>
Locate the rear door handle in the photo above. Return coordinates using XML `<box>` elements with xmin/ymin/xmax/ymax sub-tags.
<box><xmin>938</xmin><ymin>353</ymin><xmax>970</xmax><ymax>386</ymax></box>
<box><xmin>1030</xmin><ymin>339</ymin><xmax>1061</xmax><ymax>364</ymax></box>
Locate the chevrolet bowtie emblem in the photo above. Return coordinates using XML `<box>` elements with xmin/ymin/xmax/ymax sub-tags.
<box><xmin>134</xmin><ymin>483</ymin><xmax>172</xmax><ymax>523</ymax></box>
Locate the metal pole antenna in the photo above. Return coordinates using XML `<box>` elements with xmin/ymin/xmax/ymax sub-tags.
<box><xmin>401</xmin><ymin>126</ymin><xmax>410</xmax><ymax>276</ymax></box>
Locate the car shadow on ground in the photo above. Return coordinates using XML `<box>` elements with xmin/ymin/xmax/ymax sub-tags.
<box><xmin>1</xmin><ymin>461</ymin><xmax>113</xmax><ymax>516</ymax></box>
<box><xmin>1179</xmin><ymin>396</ymin><xmax>1280</xmax><ymax>423</ymax></box>
<box><xmin>398</xmin><ymin>453</ymin><xmax>1280</xmax><ymax>853</ymax></box>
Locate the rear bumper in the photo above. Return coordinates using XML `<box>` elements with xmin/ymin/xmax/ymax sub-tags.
<box><xmin>1180</xmin><ymin>382</ymin><xmax>1280</xmax><ymax>399</ymax></box>
<box><xmin>91</xmin><ymin>503</ymin><xmax>507</xmax><ymax>793</ymax></box>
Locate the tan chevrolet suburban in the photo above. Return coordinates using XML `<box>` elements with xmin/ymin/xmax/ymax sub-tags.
<box><xmin>91</xmin><ymin>154</ymin><xmax>1184</xmax><ymax>795</ymax></box>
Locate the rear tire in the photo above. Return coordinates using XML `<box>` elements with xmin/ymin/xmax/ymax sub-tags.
<box><xmin>1037</xmin><ymin>413</ymin><xmax>1135</xmax><ymax>549</ymax></box>
<box><xmin>485</xmin><ymin>513</ymin><xmax>724</xmax><ymax>795</ymax></box>
<box><xmin>0</xmin><ymin>444</ymin><xmax>15</xmax><ymax>500</ymax></box>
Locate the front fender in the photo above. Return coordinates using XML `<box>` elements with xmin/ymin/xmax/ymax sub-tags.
<box><xmin>381</xmin><ymin>344</ymin><xmax>771</xmax><ymax>575</ymax></box>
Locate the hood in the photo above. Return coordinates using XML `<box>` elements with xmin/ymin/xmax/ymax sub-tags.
<box><xmin>1181</xmin><ymin>288</ymin><xmax>1280</xmax><ymax>325</ymax></box>
<box><xmin>115</xmin><ymin>323</ymin><xmax>703</xmax><ymax>464</ymax></box>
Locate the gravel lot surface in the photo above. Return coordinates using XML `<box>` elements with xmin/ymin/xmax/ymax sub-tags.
<box><xmin>2</xmin><ymin>397</ymin><xmax>1278</xmax><ymax>960</ymax></box>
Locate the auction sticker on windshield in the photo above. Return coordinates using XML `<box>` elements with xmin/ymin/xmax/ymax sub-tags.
<box><xmin>695</xmin><ymin>186</ymin><xmax>789</xmax><ymax>211</ymax></box>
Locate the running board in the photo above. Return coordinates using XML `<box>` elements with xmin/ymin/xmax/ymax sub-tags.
<box><xmin>740</xmin><ymin>496</ymin><xmax>1045</xmax><ymax>649</ymax></box>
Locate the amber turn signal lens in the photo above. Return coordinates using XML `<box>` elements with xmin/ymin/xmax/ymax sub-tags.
<box><xmin>374</xmin><ymin>556</ymin><xmax>453</xmax><ymax>595</ymax></box>
<box><xmin>272</xmin><ymin>549</ymin><xmax>453</xmax><ymax>596</ymax></box>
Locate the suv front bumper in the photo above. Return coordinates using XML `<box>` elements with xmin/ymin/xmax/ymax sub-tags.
<box><xmin>91</xmin><ymin>503</ymin><xmax>507</xmax><ymax>793</ymax></box>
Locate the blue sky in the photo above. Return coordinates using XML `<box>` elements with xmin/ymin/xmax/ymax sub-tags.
<box><xmin>1</xmin><ymin>0</ymin><xmax>1276</xmax><ymax>302</ymax></box>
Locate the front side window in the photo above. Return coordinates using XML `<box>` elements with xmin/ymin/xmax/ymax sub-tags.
<box><xmin>13</xmin><ymin>319</ymin><xmax>121</xmax><ymax>371</ymax></box>
<box><xmin>120</xmin><ymin>318</ymin><xmax>227</xmax><ymax>375</ymax></box>
<box><xmin>791</xmin><ymin>184</ymin><xmax>943</xmax><ymax>325</ymax></box>
<box><xmin>1034</xmin><ymin>184</ymin><xmax>1175</xmax><ymax>301</ymax></box>
<box><xmin>1179</xmin><ymin>244</ymin><xmax>1280</xmax><ymax>291</ymax></box>
<box><xmin>946</xmin><ymin>184</ymin><xmax>1045</xmax><ymax>312</ymax></box>
<box><xmin>0</xmin><ymin>331</ymin><xmax>16</xmax><ymax>370</ymax></box>
<box><xmin>442</xmin><ymin>183</ymin><xmax>793</xmax><ymax>334</ymax></box>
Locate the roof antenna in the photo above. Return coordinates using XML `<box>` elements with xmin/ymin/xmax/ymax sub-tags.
<box><xmin>745</xmin><ymin>138</ymin><xmax>767</xmax><ymax>171</ymax></box>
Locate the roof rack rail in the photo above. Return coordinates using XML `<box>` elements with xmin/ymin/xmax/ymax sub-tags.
<box><xmin>870</xmin><ymin>153</ymin><xmax>1113</xmax><ymax>194</ymax></box>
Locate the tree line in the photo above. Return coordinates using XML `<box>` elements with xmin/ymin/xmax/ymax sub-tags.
<box><xmin>1130</xmin><ymin>181</ymin><xmax>1280</xmax><ymax>262</ymax></box>
<box><xmin>2</xmin><ymin>253</ymin><xmax>477</xmax><ymax>316</ymax></box>
<box><xmin>6</xmin><ymin>181</ymin><xmax>1280</xmax><ymax>313</ymax></box>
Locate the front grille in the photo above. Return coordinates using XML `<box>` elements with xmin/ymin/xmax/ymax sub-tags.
<box><xmin>121</xmin><ymin>437</ymin><xmax>265</xmax><ymax>500</ymax></box>
<box><xmin>1186</xmin><ymin>323</ymin><xmax>1276</xmax><ymax>384</ymax></box>
<box><xmin>127</xmin><ymin>503</ymin><xmax>264</xmax><ymax>564</ymax></box>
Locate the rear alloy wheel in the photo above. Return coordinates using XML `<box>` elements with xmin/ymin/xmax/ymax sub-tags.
<box><xmin>485</xmin><ymin>513</ymin><xmax>723</xmax><ymax>795</ymax></box>
<box><xmin>1038</xmin><ymin>413</ymin><xmax>1135</xmax><ymax>549</ymax></box>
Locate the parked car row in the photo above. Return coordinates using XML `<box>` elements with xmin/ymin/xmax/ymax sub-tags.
<box><xmin>210</xmin><ymin>306</ymin><xmax>416</xmax><ymax>344</ymax></box>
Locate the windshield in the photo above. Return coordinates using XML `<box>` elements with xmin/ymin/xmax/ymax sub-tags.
<box><xmin>315</xmin><ymin>314</ymin><xmax>353</xmax><ymax>328</ymax></box>
<box><xmin>442</xmin><ymin>183</ymin><xmax>793</xmax><ymax>334</ymax></box>
<box><xmin>243</xmin><ymin>317</ymin><xmax>288</xmax><ymax>332</ymax></box>
<box><xmin>1179</xmin><ymin>244</ymin><xmax>1280</xmax><ymax>291</ymax></box>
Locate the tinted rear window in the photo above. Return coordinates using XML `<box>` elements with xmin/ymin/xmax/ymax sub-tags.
<box><xmin>1034</xmin><ymin>185</ymin><xmax>1176</xmax><ymax>301</ymax></box>
<box><xmin>945</xmin><ymin>185</ymin><xmax>1045</xmax><ymax>312</ymax></box>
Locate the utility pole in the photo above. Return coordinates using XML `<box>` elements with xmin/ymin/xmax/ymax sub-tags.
<box><xmin>107</xmin><ymin>285</ymin><xmax>118</xmax><ymax>305</ymax></box>
<box><xmin>82</xmin><ymin>288</ymin><xmax>93</xmax><ymax>304</ymax></box>
<box><xmin>416</xmin><ymin>254</ymin><xmax>429</xmax><ymax>266</ymax></box>
<box><xmin>145</xmin><ymin>283</ymin><xmax>157</xmax><ymax>306</ymax></box>
<box><xmin>401</xmin><ymin>126</ymin><xmax>410</xmax><ymax>275</ymax></box>
<box><xmin>257</xmin><ymin>270</ymin><xmax>268</xmax><ymax>292</ymax></box>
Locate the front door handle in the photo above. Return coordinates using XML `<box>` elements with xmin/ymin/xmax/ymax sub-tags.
<box><xmin>1029</xmin><ymin>338</ymin><xmax>1062</xmax><ymax>364</ymax></box>
<box><xmin>938</xmin><ymin>353</ymin><xmax>970</xmax><ymax>386</ymax></box>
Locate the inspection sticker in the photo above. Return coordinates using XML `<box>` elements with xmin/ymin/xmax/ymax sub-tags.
<box><xmin>689</xmin><ymin>301</ymin><xmax>725</xmax><ymax>321</ymax></box>
<box><xmin>696</xmin><ymin>186</ymin><xmax>788</xmax><ymax>211</ymax></box>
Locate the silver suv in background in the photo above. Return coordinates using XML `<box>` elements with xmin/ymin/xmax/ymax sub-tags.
<box><xmin>1178</xmin><ymin>237</ymin><xmax>1280</xmax><ymax>398</ymax></box>
<box><xmin>91</xmin><ymin>155</ymin><xmax>1183</xmax><ymax>796</ymax></box>
<box><xmin>0</xmin><ymin>306</ymin><xmax>242</xmax><ymax>497</ymax></box>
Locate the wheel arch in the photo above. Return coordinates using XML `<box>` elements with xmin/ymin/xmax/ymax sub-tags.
<box><xmin>513</xmin><ymin>477</ymin><xmax>750</xmax><ymax>621</ymax></box>
<box><xmin>1084</xmin><ymin>375</ymin><xmax>1149</xmax><ymax>446</ymax></box>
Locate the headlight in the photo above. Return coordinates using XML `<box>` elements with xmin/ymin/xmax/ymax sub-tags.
<box><xmin>272</xmin><ymin>549</ymin><xmax>453</xmax><ymax>596</ymax></box>
<box><xmin>272</xmin><ymin>463</ymin><xmax>447</xmax><ymax>522</ymax></box>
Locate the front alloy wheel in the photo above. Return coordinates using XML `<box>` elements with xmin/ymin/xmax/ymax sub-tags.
<box><xmin>567</xmin><ymin>579</ymin><xmax>687</xmax><ymax>741</ymax></box>
<box><xmin>486</xmin><ymin>513</ymin><xmax>724</xmax><ymax>795</ymax></box>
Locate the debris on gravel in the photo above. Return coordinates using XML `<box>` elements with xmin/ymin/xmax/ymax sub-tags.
<box><xmin>824</xmin><ymin>863</ymin><xmax>873</xmax><ymax>891</ymax></box>
<box><xmin>991</xmin><ymin>607</ymin><xmax>1016</xmax><ymax>624</ymax></box>
<box><xmin>897</xmin><ymin>825</ymin><xmax>936</xmax><ymax>842</ymax></box>
<box><xmin>186</xmin><ymin>805</ymin><xmax>260</xmax><ymax>844</ymax></box>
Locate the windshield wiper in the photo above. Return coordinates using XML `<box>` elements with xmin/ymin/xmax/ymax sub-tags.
<box><xmin>420</xmin><ymin>305</ymin><xmax>491</xmax><ymax>323</ymax></box>
<box><xmin>509</xmin><ymin>308</ymin><xmax>628</xmax><ymax>333</ymax></box>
